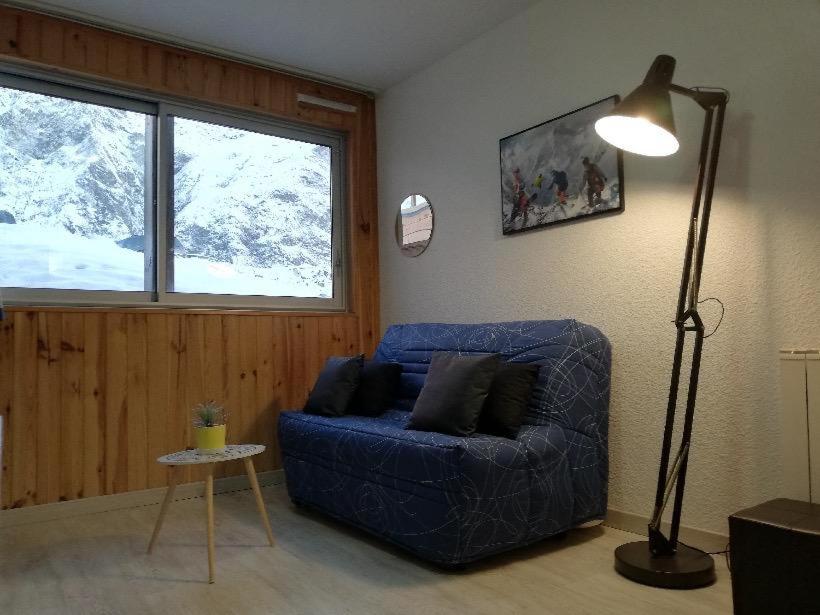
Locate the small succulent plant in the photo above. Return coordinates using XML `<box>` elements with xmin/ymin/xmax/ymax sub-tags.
<box><xmin>193</xmin><ymin>400</ymin><xmax>227</xmax><ymax>428</ymax></box>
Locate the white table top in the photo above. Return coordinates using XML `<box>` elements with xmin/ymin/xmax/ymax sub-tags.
<box><xmin>157</xmin><ymin>444</ymin><xmax>265</xmax><ymax>465</ymax></box>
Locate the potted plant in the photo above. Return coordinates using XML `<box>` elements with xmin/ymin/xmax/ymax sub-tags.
<box><xmin>193</xmin><ymin>400</ymin><xmax>227</xmax><ymax>453</ymax></box>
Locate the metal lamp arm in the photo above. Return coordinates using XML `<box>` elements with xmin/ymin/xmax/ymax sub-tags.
<box><xmin>647</xmin><ymin>90</ymin><xmax>728</xmax><ymax>556</ymax></box>
<box><xmin>670</xmin><ymin>84</ymin><xmax>728</xmax><ymax>108</ymax></box>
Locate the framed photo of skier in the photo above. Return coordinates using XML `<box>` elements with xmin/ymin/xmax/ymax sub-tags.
<box><xmin>499</xmin><ymin>95</ymin><xmax>625</xmax><ymax>235</ymax></box>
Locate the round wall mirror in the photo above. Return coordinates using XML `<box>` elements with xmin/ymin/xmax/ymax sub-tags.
<box><xmin>396</xmin><ymin>194</ymin><xmax>434</xmax><ymax>257</ymax></box>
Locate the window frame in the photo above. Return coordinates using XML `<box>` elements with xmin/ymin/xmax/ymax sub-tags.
<box><xmin>0</xmin><ymin>64</ymin><xmax>348</xmax><ymax>312</ymax></box>
<box><xmin>0</xmin><ymin>71</ymin><xmax>158</xmax><ymax>306</ymax></box>
<box><xmin>157</xmin><ymin>103</ymin><xmax>346</xmax><ymax>311</ymax></box>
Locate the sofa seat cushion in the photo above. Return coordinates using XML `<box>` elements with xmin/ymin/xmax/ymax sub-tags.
<box><xmin>279</xmin><ymin>410</ymin><xmax>530</xmax><ymax>499</ymax></box>
<box><xmin>279</xmin><ymin>409</ymin><xmax>576</xmax><ymax>515</ymax></box>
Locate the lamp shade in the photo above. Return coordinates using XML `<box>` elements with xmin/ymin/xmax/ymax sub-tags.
<box><xmin>595</xmin><ymin>55</ymin><xmax>680</xmax><ymax>156</ymax></box>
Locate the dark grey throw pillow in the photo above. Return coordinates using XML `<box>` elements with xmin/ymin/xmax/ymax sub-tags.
<box><xmin>348</xmin><ymin>361</ymin><xmax>403</xmax><ymax>417</ymax></box>
<box><xmin>304</xmin><ymin>354</ymin><xmax>365</xmax><ymax>416</ymax></box>
<box><xmin>477</xmin><ymin>362</ymin><xmax>540</xmax><ymax>439</ymax></box>
<box><xmin>406</xmin><ymin>352</ymin><xmax>500</xmax><ymax>437</ymax></box>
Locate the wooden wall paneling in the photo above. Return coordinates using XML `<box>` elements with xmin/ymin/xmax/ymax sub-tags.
<box><xmin>202</xmin><ymin>314</ymin><xmax>226</xmax><ymax>479</ymax></box>
<box><xmin>237</xmin><ymin>316</ymin><xmax>258</xmax><ymax>478</ymax></box>
<box><xmin>60</xmin><ymin>312</ymin><xmax>85</xmax><ymax>501</ymax></box>
<box><xmin>145</xmin><ymin>314</ymin><xmax>169</xmax><ymax>488</ymax></box>
<box><xmin>251</xmin><ymin>70</ymin><xmax>269</xmax><ymax>110</ymax></box>
<box><xmin>286</xmin><ymin>317</ymin><xmax>306</xmax><ymax>407</ymax></box>
<box><xmin>353</xmin><ymin>97</ymin><xmax>380</xmax><ymax>356</ymax></box>
<box><xmin>35</xmin><ymin>312</ymin><xmax>60</xmax><ymax>505</ymax></box>
<box><xmin>39</xmin><ymin>19</ymin><xmax>63</xmax><ymax>66</ymax></box>
<box><xmin>237</xmin><ymin>66</ymin><xmax>255</xmax><ymax>108</ymax></box>
<box><xmin>221</xmin><ymin>315</ymin><xmax>243</xmax><ymax>477</ymax></box>
<box><xmin>82</xmin><ymin>313</ymin><xmax>105</xmax><ymax>498</ymax></box>
<box><xmin>0</xmin><ymin>316</ymin><xmax>14</xmax><ymax>509</ymax></box>
<box><xmin>177</xmin><ymin>315</ymin><xmax>196</xmax><ymax>480</ymax></box>
<box><xmin>302</xmin><ymin>318</ymin><xmax>322</xmax><ymax>398</ymax></box>
<box><xmin>125</xmin><ymin>314</ymin><xmax>148</xmax><ymax>492</ymax></box>
<box><xmin>183</xmin><ymin>315</ymin><xmax>207</xmax><ymax>482</ymax></box>
<box><xmin>15</xmin><ymin>14</ymin><xmax>39</xmax><ymax>61</ymax></box>
<box><xmin>104</xmin><ymin>313</ymin><xmax>128</xmax><ymax>495</ymax></box>
<box><xmin>0</xmin><ymin>5</ymin><xmax>379</xmax><ymax>508</ymax></box>
<box><xmin>267</xmin><ymin>73</ymin><xmax>290</xmax><ymax>117</ymax></box>
<box><xmin>270</xmin><ymin>317</ymin><xmax>291</xmax><ymax>465</ymax></box>
<box><xmin>125</xmin><ymin>41</ymin><xmax>148</xmax><ymax>85</ymax></box>
<box><xmin>218</xmin><ymin>62</ymin><xmax>241</xmax><ymax>106</ymax></box>
<box><xmin>64</xmin><ymin>25</ymin><xmax>87</xmax><ymax>69</ymax></box>
<box><xmin>255</xmin><ymin>317</ymin><xmax>276</xmax><ymax>471</ymax></box>
<box><xmin>343</xmin><ymin>316</ymin><xmax>361</xmax><ymax>357</ymax></box>
<box><xmin>164</xmin><ymin>50</ymin><xmax>199</xmax><ymax>98</ymax></box>
<box><xmin>105</xmin><ymin>36</ymin><xmax>129</xmax><ymax>79</ymax></box>
<box><xmin>165</xmin><ymin>313</ymin><xmax>191</xmax><ymax>484</ymax></box>
<box><xmin>143</xmin><ymin>44</ymin><xmax>165</xmax><ymax>89</ymax></box>
<box><xmin>161</xmin><ymin>50</ymin><xmax>183</xmax><ymax>95</ymax></box>
<box><xmin>83</xmin><ymin>27</ymin><xmax>107</xmax><ymax>75</ymax></box>
<box><xmin>11</xmin><ymin>312</ymin><xmax>37</xmax><ymax>508</ymax></box>
<box><xmin>200</xmin><ymin>59</ymin><xmax>221</xmax><ymax>103</ymax></box>
<box><xmin>0</xmin><ymin>12</ymin><xmax>18</xmax><ymax>56</ymax></box>
<box><xmin>318</xmin><ymin>317</ymin><xmax>341</xmax><ymax>358</ymax></box>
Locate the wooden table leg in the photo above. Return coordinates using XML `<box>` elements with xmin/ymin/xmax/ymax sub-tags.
<box><xmin>244</xmin><ymin>457</ymin><xmax>275</xmax><ymax>546</ymax></box>
<box><xmin>206</xmin><ymin>463</ymin><xmax>215</xmax><ymax>584</ymax></box>
<box><xmin>147</xmin><ymin>466</ymin><xmax>177</xmax><ymax>554</ymax></box>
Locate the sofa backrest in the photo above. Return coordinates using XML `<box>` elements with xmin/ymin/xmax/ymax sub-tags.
<box><xmin>373</xmin><ymin>319</ymin><xmax>611</xmax><ymax>444</ymax></box>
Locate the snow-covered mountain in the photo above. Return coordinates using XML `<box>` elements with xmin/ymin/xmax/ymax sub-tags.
<box><xmin>0</xmin><ymin>86</ymin><xmax>333</xmax><ymax>297</ymax></box>
<box><xmin>499</xmin><ymin>101</ymin><xmax>621</xmax><ymax>232</ymax></box>
<box><xmin>172</xmin><ymin>117</ymin><xmax>332</xmax><ymax>295</ymax></box>
<box><xmin>0</xmin><ymin>88</ymin><xmax>147</xmax><ymax>240</ymax></box>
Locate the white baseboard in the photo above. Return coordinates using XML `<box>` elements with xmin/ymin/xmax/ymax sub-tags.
<box><xmin>604</xmin><ymin>508</ymin><xmax>728</xmax><ymax>553</ymax></box>
<box><xmin>0</xmin><ymin>469</ymin><xmax>284</xmax><ymax>529</ymax></box>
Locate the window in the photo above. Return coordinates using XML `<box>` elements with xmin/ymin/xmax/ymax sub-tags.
<box><xmin>0</xmin><ymin>69</ymin><xmax>345</xmax><ymax>310</ymax></box>
<box><xmin>167</xmin><ymin>112</ymin><xmax>337</xmax><ymax>303</ymax></box>
<box><xmin>0</xmin><ymin>77</ymin><xmax>154</xmax><ymax>299</ymax></box>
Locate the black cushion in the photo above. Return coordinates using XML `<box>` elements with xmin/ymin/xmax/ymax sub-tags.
<box><xmin>348</xmin><ymin>361</ymin><xmax>403</xmax><ymax>416</ymax></box>
<box><xmin>477</xmin><ymin>362</ymin><xmax>540</xmax><ymax>439</ymax></box>
<box><xmin>407</xmin><ymin>352</ymin><xmax>500</xmax><ymax>437</ymax></box>
<box><xmin>303</xmin><ymin>354</ymin><xmax>364</xmax><ymax>416</ymax></box>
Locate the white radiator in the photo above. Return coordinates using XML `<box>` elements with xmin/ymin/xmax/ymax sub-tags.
<box><xmin>780</xmin><ymin>349</ymin><xmax>820</xmax><ymax>502</ymax></box>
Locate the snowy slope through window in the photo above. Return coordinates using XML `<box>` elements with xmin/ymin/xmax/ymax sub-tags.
<box><xmin>0</xmin><ymin>70</ymin><xmax>345</xmax><ymax>309</ymax></box>
<box><xmin>0</xmin><ymin>85</ymin><xmax>152</xmax><ymax>291</ymax></box>
<box><xmin>171</xmin><ymin>117</ymin><xmax>333</xmax><ymax>298</ymax></box>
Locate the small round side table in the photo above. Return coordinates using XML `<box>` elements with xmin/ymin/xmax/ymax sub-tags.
<box><xmin>147</xmin><ymin>443</ymin><xmax>275</xmax><ymax>583</ymax></box>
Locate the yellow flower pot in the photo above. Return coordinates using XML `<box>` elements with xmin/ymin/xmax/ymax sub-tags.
<box><xmin>195</xmin><ymin>425</ymin><xmax>226</xmax><ymax>454</ymax></box>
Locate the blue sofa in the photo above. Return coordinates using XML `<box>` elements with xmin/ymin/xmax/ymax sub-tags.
<box><xmin>278</xmin><ymin>319</ymin><xmax>611</xmax><ymax>565</ymax></box>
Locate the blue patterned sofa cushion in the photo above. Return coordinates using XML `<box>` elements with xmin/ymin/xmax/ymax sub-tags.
<box><xmin>279</xmin><ymin>319</ymin><xmax>610</xmax><ymax>565</ymax></box>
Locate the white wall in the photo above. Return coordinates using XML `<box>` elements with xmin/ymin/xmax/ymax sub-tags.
<box><xmin>376</xmin><ymin>0</ymin><xmax>820</xmax><ymax>535</ymax></box>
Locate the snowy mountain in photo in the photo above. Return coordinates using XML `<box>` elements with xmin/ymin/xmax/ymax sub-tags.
<box><xmin>0</xmin><ymin>86</ymin><xmax>333</xmax><ymax>297</ymax></box>
<box><xmin>499</xmin><ymin>100</ymin><xmax>621</xmax><ymax>232</ymax></box>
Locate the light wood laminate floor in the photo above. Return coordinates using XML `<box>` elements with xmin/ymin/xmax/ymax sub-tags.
<box><xmin>0</xmin><ymin>484</ymin><xmax>733</xmax><ymax>614</ymax></box>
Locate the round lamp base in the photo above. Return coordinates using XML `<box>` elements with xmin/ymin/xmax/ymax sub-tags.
<box><xmin>614</xmin><ymin>541</ymin><xmax>716</xmax><ymax>589</ymax></box>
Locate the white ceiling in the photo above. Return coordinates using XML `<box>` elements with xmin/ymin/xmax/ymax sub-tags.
<box><xmin>9</xmin><ymin>0</ymin><xmax>540</xmax><ymax>92</ymax></box>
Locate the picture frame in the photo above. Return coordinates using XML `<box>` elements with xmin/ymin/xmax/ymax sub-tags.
<box><xmin>499</xmin><ymin>95</ymin><xmax>625</xmax><ymax>235</ymax></box>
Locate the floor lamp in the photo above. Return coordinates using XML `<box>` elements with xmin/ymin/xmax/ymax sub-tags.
<box><xmin>594</xmin><ymin>55</ymin><xmax>728</xmax><ymax>589</ymax></box>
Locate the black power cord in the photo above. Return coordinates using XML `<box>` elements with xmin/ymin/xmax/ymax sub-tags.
<box><xmin>678</xmin><ymin>539</ymin><xmax>732</xmax><ymax>572</ymax></box>
<box><xmin>698</xmin><ymin>296</ymin><xmax>725</xmax><ymax>338</ymax></box>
